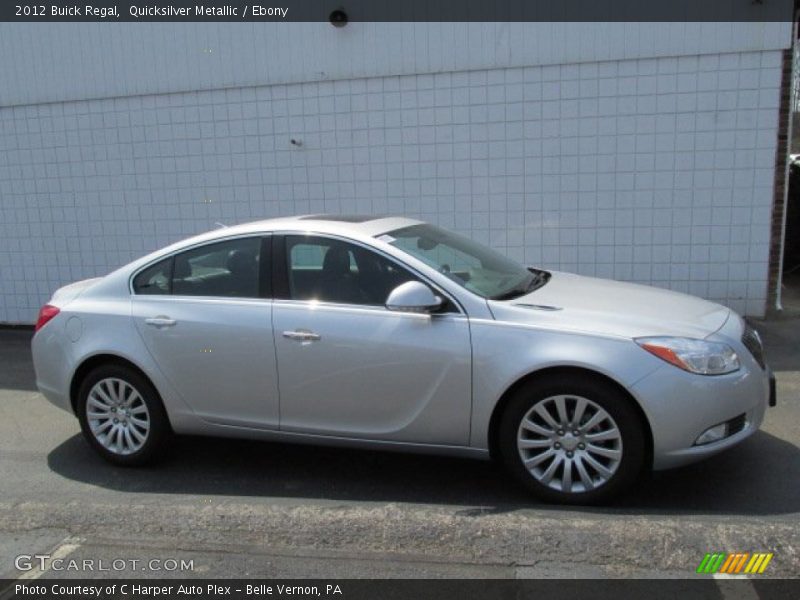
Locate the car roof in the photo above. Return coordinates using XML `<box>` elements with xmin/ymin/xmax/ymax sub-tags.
<box><xmin>206</xmin><ymin>214</ymin><xmax>424</xmax><ymax>239</ymax></box>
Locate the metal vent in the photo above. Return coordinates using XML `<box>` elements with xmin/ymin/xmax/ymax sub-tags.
<box><xmin>727</xmin><ymin>413</ymin><xmax>747</xmax><ymax>436</ymax></box>
<box><xmin>741</xmin><ymin>324</ymin><xmax>765</xmax><ymax>370</ymax></box>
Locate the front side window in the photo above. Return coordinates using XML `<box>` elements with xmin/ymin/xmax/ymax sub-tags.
<box><xmin>384</xmin><ymin>224</ymin><xmax>545</xmax><ymax>299</ymax></box>
<box><xmin>285</xmin><ymin>236</ymin><xmax>416</xmax><ymax>306</ymax></box>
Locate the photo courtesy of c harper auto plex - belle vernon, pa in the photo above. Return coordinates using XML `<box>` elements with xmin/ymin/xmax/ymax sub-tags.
<box><xmin>0</xmin><ymin>1</ymin><xmax>800</xmax><ymax>599</ymax></box>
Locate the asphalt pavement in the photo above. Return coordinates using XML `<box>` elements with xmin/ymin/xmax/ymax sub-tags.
<box><xmin>0</xmin><ymin>320</ymin><xmax>798</xmax><ymax>580</ymax></box>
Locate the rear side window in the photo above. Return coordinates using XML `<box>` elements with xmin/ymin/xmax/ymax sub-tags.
<box><xmin>172</xmin><ymin>237</ymin><xmax>262</xmax><ymax>298</ymax></box>
<box><xmin>133</xmin><ymin>237</ymin><xmax>266</xmax><ymax>298</ymax></box>
<box><xmin>132</xmin><ymin>258</ymin><xmax>172</xmax><ymax>295</ymax></box>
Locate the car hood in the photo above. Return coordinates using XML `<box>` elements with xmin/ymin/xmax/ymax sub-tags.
<box><xmin>487</xmin><ymin>271</ymin><xmax>730</xmax><ymax>339</ymax></box>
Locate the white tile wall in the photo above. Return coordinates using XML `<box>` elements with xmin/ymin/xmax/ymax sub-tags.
<box><xmin>0</xmin><ymin>22</ymin><xmax>790</xmax><ymax>107</ymax></box>
<box><xmin>0</xmin><ymin>50</ymin><xmax>783</xmax><ymax>322</ymax></box>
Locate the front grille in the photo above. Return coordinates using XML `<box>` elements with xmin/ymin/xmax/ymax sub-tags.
<box><xmin>741</xmin><ymin>324</ymin><xmax>765</xmax><ymax>369</ymax></box>
<box><xmin>727</xmin><ymin>413</ymin><xmax>747</xmax><ymax>436</ymax></box>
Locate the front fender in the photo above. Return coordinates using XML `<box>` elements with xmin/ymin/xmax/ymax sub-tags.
<box><xmin>469</xmin><ymin>319</ymin><xmax>660</xmax><ymax>448</ymax></box>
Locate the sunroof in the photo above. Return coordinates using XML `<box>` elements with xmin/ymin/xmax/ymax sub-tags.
<box><xmin>298</xmin><ymin>214</ymin><xmax>386</xmax><ymax>223</ymax></box>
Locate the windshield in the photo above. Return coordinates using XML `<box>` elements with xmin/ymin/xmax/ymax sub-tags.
<box><xmin>381</xmin><ymin>224</ymin><xmax>546</xmax><ymax>299</ymax></box>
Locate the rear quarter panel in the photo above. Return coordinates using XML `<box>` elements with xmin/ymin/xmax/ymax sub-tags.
<box><xmin>34</xmin><ymin>292</ymin><xmax>199</xmax><ymax>430</ymax></box>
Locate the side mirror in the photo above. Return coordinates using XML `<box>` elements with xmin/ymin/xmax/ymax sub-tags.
<box><xmin>385</xmin><ymin>281</ymin><xmax>443</xmax><ymax>313</ymax></box>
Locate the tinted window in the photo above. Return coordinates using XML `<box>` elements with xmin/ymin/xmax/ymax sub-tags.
<box><xmin>172</xmin><ymin>237</ymin><xmax>262</xmax><ymax>298</ymax></box>
<box><xmin>285</xmin><ymin>236</ymin><xmax>416</xmax><ymax>306</ymax></box>
<box><xmin>132</xmin><ymin>258</ymin><xmax>172</xmax><ymax>295</ymax></box>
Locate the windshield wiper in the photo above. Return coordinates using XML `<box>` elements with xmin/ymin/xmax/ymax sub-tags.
<box><xmin>526</xmin><ymin>269</ymin><xmax>550</xmax><ymax>291</ymax></box>
<box><xmin>490</xmin><ymin>270</ymin><xmax>549</xmax><ymax>301</ymax></box>
<box><xmin>490</xmin><ymin>276</ymin><xmax>535</xmax><ymax>301</ymax></box>
<box><xmin>490</xmin><ymin>289</ymin><xmax>526</xmax><ymax>301</ymax></box>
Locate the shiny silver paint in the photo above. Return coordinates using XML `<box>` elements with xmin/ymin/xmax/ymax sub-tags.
<box><xmin>273</xmin><ymin>301</ymin><xmax>470</xmax><ymax>444</ymax></box>
<box><xmin>385</xmin><ymin>281</ymin><xmax>443</xmax><ymax>313</ymax></box>
<box><xmin>132</xmin><ymin>294</ymin><xmax>280</xmax><ymax>429</ymax></box>
<box><xmin>31</xmin><ymin>216</ymin><xmax>771</xmax><ymax>470</ymax></box>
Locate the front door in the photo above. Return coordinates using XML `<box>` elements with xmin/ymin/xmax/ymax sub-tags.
<box><xmin>272</xmin><ymin>234</ymin><xmax>472</xmax><ymax>445</ymax></box>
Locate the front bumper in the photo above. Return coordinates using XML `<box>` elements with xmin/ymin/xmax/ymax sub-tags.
<box><xmin>632</xmin><ymin>359</ymin><xmax>772</xmax><ymax>471</ymax></box>
<box><xmin>630</xmin><ymin>312</ymin><xmax>775</xmax><ymax>471</ymax></box>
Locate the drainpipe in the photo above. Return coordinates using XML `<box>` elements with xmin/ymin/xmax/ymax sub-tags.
<box><xmin>775</xmin><ymin>17</ymin><xmax>799</xmax><ymax>312</ymax></box>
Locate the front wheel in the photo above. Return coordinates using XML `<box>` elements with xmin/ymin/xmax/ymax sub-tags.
<box><xmin>76</xmin><ymin>364</ymin><xmax>171</xmax><ymax>466</ymax></box>
<box><xmin>497</xmin><ymin>375</ymin><xmax>646</xmax><ymax>504</ymax></box>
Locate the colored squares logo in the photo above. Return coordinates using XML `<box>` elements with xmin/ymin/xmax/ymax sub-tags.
<box><xmin>697</xmin><ymin>552</ymin><xmax>773</xmax><ymax>574</ymax></box>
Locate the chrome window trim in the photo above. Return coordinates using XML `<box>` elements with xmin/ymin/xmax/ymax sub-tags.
<box><xmin>270</xmin><ymin>297</ymin><xmax>468</xmax><ymax>320</ymax></box>
<box><xmin>127</xmin><ymin>294</ymin><xmax>274</xmax><ymax>307</ymax></box>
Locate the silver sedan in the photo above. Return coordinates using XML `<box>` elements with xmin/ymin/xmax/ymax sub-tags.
<box><xmin>31</xmin><ymin>215</ymin><xmax>775</xmax><ymax>503</ymax></box>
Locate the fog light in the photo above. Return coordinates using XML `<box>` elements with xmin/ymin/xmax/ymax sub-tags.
<box><xmin>695</xmin><ymin>423</ymin><xmax>727</xmax><ymax>446</ymax></box>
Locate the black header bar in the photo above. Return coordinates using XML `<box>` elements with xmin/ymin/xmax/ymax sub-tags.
<box><xmin>0</xmin><ymin>0</ymin><xmax>794</xmax><ymax>23</ymax></box>
<box><xmin>3</xmin><ymin>579</ymin><xmax>800</xmax><ymax>600</ymax></box>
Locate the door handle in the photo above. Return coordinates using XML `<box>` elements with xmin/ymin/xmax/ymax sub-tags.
<box><xmin>145</xmin><ymin>316</ymin><xmax>177</xmax><ymax>328</ymax></box>
<box><xmin>282</xmin><ymin>329</ymin><xmax>321</xmax><ymax>342</ymax></box>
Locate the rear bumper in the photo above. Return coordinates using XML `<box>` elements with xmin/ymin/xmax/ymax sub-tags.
<box><xmin>37</xmin><ymin>382</ymin><xmax>73</xmax><ymax>414</ymax></box>
<box><xmin>31</xmin><ymin>324</ymin><xmax>76</xmax><ymax>415</ymax></box>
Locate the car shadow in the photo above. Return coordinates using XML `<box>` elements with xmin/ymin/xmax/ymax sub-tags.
<box><xmin>47</xmin><ymin>429</ymin><xmax>799</xmax><ymax>516</ymax></box>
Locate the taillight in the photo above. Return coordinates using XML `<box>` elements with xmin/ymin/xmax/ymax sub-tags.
<box><xmin>35</xmin><ymin>304</ymin><xmax>60</xmax><ymax>332</ymax></box>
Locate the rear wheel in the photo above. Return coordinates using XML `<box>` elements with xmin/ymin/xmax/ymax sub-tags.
<box><xmin>76</xmin><ymin>364</ymin><xmax>171</xmax><ymax>466</ymax></box>
<box><xmin>497</xmin><ymin>374</ymin><xmax>646</xmax><ymax>504</ymax></box>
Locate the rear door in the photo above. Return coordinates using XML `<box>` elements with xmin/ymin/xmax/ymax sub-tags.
<box><xmin>131</xmin><ymin>235</ymin><xmax>279</xmax><ymax>429</ymax></box>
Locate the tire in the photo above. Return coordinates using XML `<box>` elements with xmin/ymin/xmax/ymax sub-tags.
<box><xmin>497</xmin><ymin>374</ymin><xmax>646</xmax><ymax>504</ymax></box>
<box><xmin>76</xmin><ymin>364</ymin><xmax>171</xmax><ymax>466</ymax></box>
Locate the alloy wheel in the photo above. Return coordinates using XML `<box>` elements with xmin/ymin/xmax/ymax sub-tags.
<box><xmin>516</xmin><ymin>394</ymin><xmax>623</xmax><ymax>493</ymax></box>
<box><xmin>86</xmin><ymin>377</ymin><xmax>150</xmax><ymax>455</ymax></box>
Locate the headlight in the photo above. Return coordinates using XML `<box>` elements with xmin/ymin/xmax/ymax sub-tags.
<box><xmin>635</xmin><ymin>337</ymin><xmax>740</xmax><ymax>375</ymax></box>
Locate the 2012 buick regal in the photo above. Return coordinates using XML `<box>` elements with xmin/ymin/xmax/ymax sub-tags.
<box><xmin>32</xmin><ymin>215</ymin><xmax>776</xmax><ymax>503</ymax></box>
